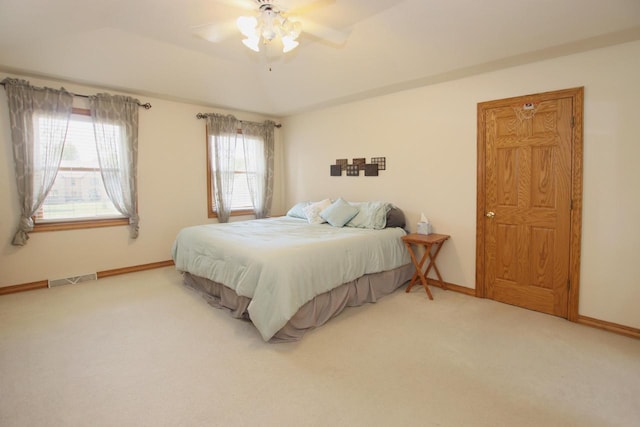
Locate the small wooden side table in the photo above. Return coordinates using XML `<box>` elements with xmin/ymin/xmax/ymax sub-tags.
<box><xmin>401</xmin><ymin>233</ymin><xmax>450</xmax><ymax>300</ymax></box>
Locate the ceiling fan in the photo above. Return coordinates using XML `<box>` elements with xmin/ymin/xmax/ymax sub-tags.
<box><xmin>192</xmin><ymin>0</ymin><xmax>350</xmax><ymax>53</ymax></box>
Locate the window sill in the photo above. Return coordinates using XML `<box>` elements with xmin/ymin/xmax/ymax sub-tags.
<box><xmin>33</xmin><ymin>217</ymin><xmax>129</xmax><ymax>232</ymax></box>
<box><xmin>208</xmin><ymin>209</ymin><xmax>254</xmax><ymax>219</ymax></box>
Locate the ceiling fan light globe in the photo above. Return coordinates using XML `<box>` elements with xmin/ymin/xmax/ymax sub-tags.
<box><xmin>290</xmin><ymin>21</ymin><xmax>302</xmax><ymax>39</ymax></box>
<box><xmin>237</xmin><ymin>16</ymin><xmax>258</xmax><ymax>37</ymax></box>
<box><xmin>262</xmin><ymin>28</ymin><xmax>277</xmax><ymax>41</ymax></box>
<box><xmin>242</xmin><ymin>37</ymin><xmax>260</xmax><ymax>52</ymax></box>
<box><xmin>282</xmin><ymin>36</ymin><xmax>299</xmax><ymax>53</ymax></box>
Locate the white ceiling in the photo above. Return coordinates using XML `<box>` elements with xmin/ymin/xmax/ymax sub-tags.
<box><xmin>1</xmin><ymin>0</ymin><xmax>639</xmax><ymax>117</ymax></box>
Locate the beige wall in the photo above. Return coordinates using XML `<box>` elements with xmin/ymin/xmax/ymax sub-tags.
<box><xmin>2</xmin><ymin>41</ymin><xmax>638</xmax><ymax>329</ymax></box>
<box><xmin>282</xmin><ymin>41</ymin><xmax>640</xmax><ymax>329</ymax></box>
<box><xmin>0</xmin><ymin>74</ymin><xmax>284</xmax><ymax>287</ymax></box>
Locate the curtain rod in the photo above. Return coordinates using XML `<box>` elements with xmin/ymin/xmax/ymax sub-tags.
<box><xmin>0</xmin><ymin>82</ymin><xmax>152</xmax><ymax>109</ymax></box>
<box><xmin>196</xmin><ymin>112</ymin><xmax>281</xmax><ymax>128</ymax></box>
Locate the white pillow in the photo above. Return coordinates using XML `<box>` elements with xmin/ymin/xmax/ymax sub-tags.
<box><xmin>303</xmin><ymin>198</ymin><xmax>332</xmax><ymax>224</ymax></box>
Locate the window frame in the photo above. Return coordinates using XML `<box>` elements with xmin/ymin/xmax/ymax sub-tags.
<box><xmin>206</xmin><ymin>128</ymin><xmax>254</xmax><ymax>218</ymax></box>
<box><xmin>32</xmin><ymin>107</ymin><xmax>129</xmax><ymax>232</ymax></box>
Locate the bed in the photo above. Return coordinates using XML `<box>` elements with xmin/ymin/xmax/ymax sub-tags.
<box><xmin>171</xmin><ymin>199</ymin><xmax>413</xmax><ymax>342</ymax></box>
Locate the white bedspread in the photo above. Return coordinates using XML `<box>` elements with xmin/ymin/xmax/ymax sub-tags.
<box><xmin>171</xmin><ymin>216</ymin><xmax>410</xmax><ymax>340</ymax></box>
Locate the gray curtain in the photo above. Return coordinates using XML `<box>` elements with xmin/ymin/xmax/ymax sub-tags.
<box><xmin>88</xmin><ymin>93</ymin><xmax>140</xmax><ymax>238</ymax></box>
<box><xmin>3</xmin><ymin>78</ymin><xmax>73</xmax><ymax>245</ymax></box>
<box><xmin>240</xmin><ymin>120</ymin><xmax>275</xmax><ymax>218</ymax></box>
<box><xmin>206</xmin><ymin>114</ymin><xmax>239</xmax><ymax>223</ymax></box>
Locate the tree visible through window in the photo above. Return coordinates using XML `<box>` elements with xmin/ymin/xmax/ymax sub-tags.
<box><xmin>35</xmin><ymin>110</ymin><xmax>122</xmax><ymax>222</ymax></box>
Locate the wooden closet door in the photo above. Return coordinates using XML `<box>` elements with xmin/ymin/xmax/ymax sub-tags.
<box><xmin>481</xmin><ymin>94</ymin><xmax>573</xmax><ymax>317</ymax></box>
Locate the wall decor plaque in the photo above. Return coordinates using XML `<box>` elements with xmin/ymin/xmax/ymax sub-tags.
<box><xmin>353</xmin><ymin>158</ymin><xmax>366</xmax><ymax>170</ymax></box>
<box><xmin>371</xmin><ymin>157</ymin><xmax>386</xmax><ymax>170</ymax></box>
<box><xmin>364</xmin><ymin>164</ymin><xmax>379</xmax><ymax>176</ymax></box>
<box><xmin>346</xmin><ymin>164</ymin><xmax>360</xmax><ymax>176</ymax></box>
<box><xmin>328</xmin><ymin>156</ymin><xmax>387</xmax><ymax>177</ymax></box>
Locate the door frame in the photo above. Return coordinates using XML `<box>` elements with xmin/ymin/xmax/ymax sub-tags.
<box><xmin>475</xmin><ymin>87</ymin><xmax>584</xmax><ymax>321</ymax></box>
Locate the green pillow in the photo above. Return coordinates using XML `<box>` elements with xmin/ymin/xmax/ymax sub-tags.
<box><xmin>286</xmin><ymin>201</ymin><xmax>310</xmax><ymax>219</ymax></box>
<box><xmin>345</xmin><ymin>201</ymin><xmax>391</xmax><ymax>229</ymax></box>
<box><xmin>320</xmin><ymin>198</ymin><xmax>360</xmax><ymax>227</ymax></box>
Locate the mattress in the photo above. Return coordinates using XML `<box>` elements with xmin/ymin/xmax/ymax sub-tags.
<box><xmin>172</xmin><ymin>216</ymin><xmax>411</xmax><ymax>341</ymax></box>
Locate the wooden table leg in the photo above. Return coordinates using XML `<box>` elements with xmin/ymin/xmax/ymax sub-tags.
<box><xmin>406</xmin><ymin>246</ymin><xmax>428</xmax><ymax>291</ymax></box>
<box><xmin>423</xmin><ymin>241</ymin><xmax>447</xmax><ymax>290</ymax></box>
<box><xmin>404</xmin><ymin>242</ymin><xmax>434</xmax><ymax>300</ymax></box>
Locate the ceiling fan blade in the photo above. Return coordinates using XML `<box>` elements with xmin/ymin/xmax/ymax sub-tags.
<box><xmin>214</xmin><ymin>0</ymin><xmax>256</xmax><ymax>11</ymax></box>
<box><xmin>192</xmin><ymin>21</ymin><xmax>238</xmax><ymax>43</ymax></box>
<box><xmin>285</xmin><ymin>0</ymin><xmax>332</xmax><ymax>15</ymax></box>
<box><xmin>296</xmin><ymin>17</ymin><xmax>350</xmax><ymax>45</ymax></box>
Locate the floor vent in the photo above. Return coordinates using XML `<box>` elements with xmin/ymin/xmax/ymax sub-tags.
<box><xmin>48</xmin><ymin>273</ymin><xmax>97</xmax><ymax>288</ymax></box>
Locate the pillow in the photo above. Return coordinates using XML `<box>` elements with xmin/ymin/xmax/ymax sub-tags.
<box><xmin>320</xmin><ymin>198</ymin><xmax>360</xmax><ymax>227</ymax></box>
<box><xmin>386</xmin><ymin>206</ymin><xmax>406</xmax><ymax>228</ymax></box>
<box><xmin>286</xmin><ymin>201</ymin><xmax>311</xmax><ymax>219</ymax></box>
<box><xmin>303</xmin><ymin>199</ymin><xmax>332</xmax><ymax>224</ymax></box>
<box><xmin>345</xmin><ymin>201</ymin><xmax>392</xmax><ymax>229</ymax></box>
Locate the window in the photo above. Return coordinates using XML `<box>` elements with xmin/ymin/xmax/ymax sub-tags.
<box><xmin>34</xmin><ymin>108</ymin><xmax>127</xmax><ymax>231</ymax></box>
<box><xmin>207</xmin><ymin>132</ymin><xmax>258</xmax><ymax>217</ymax></box>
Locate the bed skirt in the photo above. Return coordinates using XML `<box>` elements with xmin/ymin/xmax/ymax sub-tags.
<box><xmin>182</xmin><ymin>263</ymin><xmax>414</xmax><ymax>342</ymax></box>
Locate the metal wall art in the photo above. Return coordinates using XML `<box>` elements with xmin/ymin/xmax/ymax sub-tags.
<box><xmin>330</xmin><ymin>157</ymin><xmax>386</xmax><ymax>177</ymax></box>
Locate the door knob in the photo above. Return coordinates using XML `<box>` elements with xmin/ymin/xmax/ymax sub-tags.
<box><xmin>486</xmin><ymin>211</ymin><xmax>495</xmax><ymax>218</ymax></box>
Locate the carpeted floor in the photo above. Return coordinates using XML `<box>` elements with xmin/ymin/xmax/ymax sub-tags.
<box><xmin>1</xmin><ymin>267</ymin><xmax>638</xmax><ymax>427</ymax></box>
